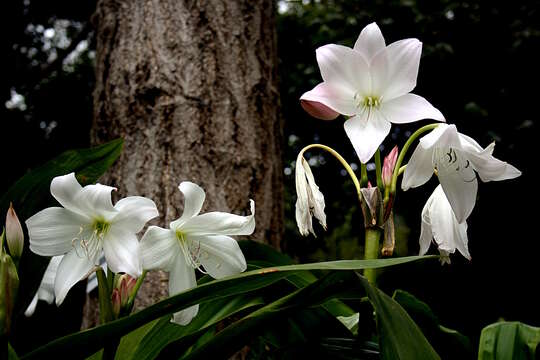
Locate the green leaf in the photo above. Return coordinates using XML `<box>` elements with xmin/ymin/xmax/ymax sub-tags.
<box><xmin>1</xmin><ymin>139</ymin><xmax>123</xmax><ymax>312</ymax></box>
<box><xmin>357</xmin><ymin>276</ymin><xmax>440</xmax><ymax>360</ymax></box>
<box><xmin>181</xmin><ymin>271</ymin><xmax>361</xmax><ymax>359</ymax></box>
<box><xmin>478</xmin><ymin>321</ymin><xmax>540</xmax><ymax>360</ymax></box>
<box><xmin>127</xmin><ymin>295</ymin><xmax>264</xmax><ymax>360</ymax></box>
<box><xmin>8</xmin><ymin>342</ymin><xmax>19</xmax><ymax>360</ymax></box>
<box><xmin>22</xmin><ymin>255</ymin><xmax>434</xmax><ymax>359</ymax></box>
<box><xmin>392</xmin><ymin>289</ymin><xmax>473</xmax><ymax>357</ymax></box>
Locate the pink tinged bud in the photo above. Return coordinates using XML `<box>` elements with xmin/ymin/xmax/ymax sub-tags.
<box><xmin>114</xmin><ymin>274</ymin><xmax>137</xmax><ymax>308</ymax></box>
<box><xmin>382</xmin><ymin>146</ymin><xmax>399</xmax><ymax>188</ymax></box>
<box><xmin>111</xmin><ymin>289</ymin><xmax>121</xmax><ymax>317</ymax></box>
<box><xmin>300</xmin><ymin>100</ymin><xmax>340</xmax><ymax>120</ymax></box>
<box><xmin>5</xmin><ymin>203</ymin><xmax>24</xmax><ymax>259</ymax></box>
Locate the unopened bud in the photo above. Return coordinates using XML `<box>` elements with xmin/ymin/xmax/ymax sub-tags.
<box><xmin>6</xmin><ymin>203</ymin><xmax>24</xmax><ymax>260</ymax></box>
<box><xmin>111</xmin><ymin>274</ymin><xmax>138</xmax><ymax>318</ymax></box>
<box><xmin>382</xmin><ymin>146</ymin><xmax>399</xmax><ymax>188</ymax></box>
<box><xmin>300</xmin><ymin>100</ymin><xmax>339</xmax><ymax>120</ymax></box>
<box><xmin>1</xmin><ymin>251</ymin><xmax>19</xmax><ymax>336</ymax></box>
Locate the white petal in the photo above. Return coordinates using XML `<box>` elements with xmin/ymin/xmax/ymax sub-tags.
<box><xmin>180</xmin><ymin>200</ymin><xmax>255</xmax><ymax>236</ymax></box>
<box><xmin>102</xmin><ymin>227</ymin><xmax>141</xmax><ymax>277</ymax></box>
<box><xmin>419</xmin><ymin>124</ymin><xmax>459</xmax><ymax>150</ymax></box>
<box><xmin>380</xmin><ymin>39</ymin><xmax>422</xmax><ymax>100</ymax></box>
<box><xmin>295</xmin><ymin>156</ymin><xmax>313</xmax><ymax>236</ymax></box>
<box><xmin>169</xmin><ymin>253</ymin><xmax>199</xmax><ymax>325</ymax></box>
<box><xmin>380</xmin><ymin>94</ymin><xmax>445</xmax><ymax>124</ymax></box>
<box><xmin>86</xmin><ymin>256</ymin><xmax>106</xmax><ymax>293</ymax></box>
<box><xmin>140</xmin><ymin>226</ymin><xmax>178</xmax><ymax>270</ymax></box>
<box><xmin>419</xmin><ymin>194</ymin><xmax>434</xmax><ymax>255</ymax></box>
<box><xmin>316</xmin><ymin>44</ymin><xmax>371</xmax><ymax>95</ymax></box>
<box><xmin>170</xmin><ymin>182</ymin><xmax>206</xmax><ymax>230</ymax></box>
<box><xmin>27</xmin><ymin>207</ymin><xmax>89</xmax><ymax>256</ymax></box>
<box><xmin>25</xmin><ymin>255</ymin><xmax>63</xmax><ymax>316</ymax></box>
<box><xmin>429</xmin><ymin>186</ymin><xmax>470</xmax><ymax>260</ymax></box>
<box><xmin>300</xmin><ymin>82</ymin><xmax>357</xmax><ymax>117</ymax></box>
<box><xmin>436</xmin><ymin>148</ymin><xmax>478</xmax><ymax>223</ymax></box>
<box><xmin>112</xmin><ymin>196</ymin><xmax>159</xmax><ymax>233</ymax></box>
<box><xmin>401</xmin><ymin>145</ymin><xmax>434</xmax><ymax>191</ymax></box>
<box><xmin>353</xmin><ymin>22</ymin><xmax>386</xmax><ymax>61</ymax></box>
<box><xmin>50</xmin><ymin>173</ymin><xmax>83</xmax><ymax>213</ymax></box>
<box><xmin>344</xmin><ymin>112</ymin><xmax>391</xmax><ymax>163</ymax></box>
<box><xmin>54</xmin><ymin>248</ymin><xmax>95</xmax><ymax>306</ymax></box>
<box><xmin>461</xmin><ymin>142</ymin><xmax>522</xmax><ymax>182</ymax></box>
<box><xmin>75</xmin><ymin>183</ymin><xmax>117</xmax><ymax>219</ymax></box>
<box><xmin>302</xmin><ymin>160</ymin><xmax>327</xmax><ymax>230</ymax></box>
<box><xmin>191</xmin><ymin>234</ymin><xmax>247</xmax><ymax>279</ymax></box>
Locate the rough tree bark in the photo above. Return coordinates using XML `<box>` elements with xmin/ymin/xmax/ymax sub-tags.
<box><xmin>84</xmin><ymin>0</ymin><xmax>282</xmax><ymax>326</ymax></box>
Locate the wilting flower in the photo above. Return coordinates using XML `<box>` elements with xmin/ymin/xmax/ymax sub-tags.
<box><xmin>420</xmin><ymin>185</ymin><xmax>470</xmax><ymax>264</ymax></box>
<box><xmin>26</xmin><ymin>173</ymin><xmax>158</xmax><ymax>305</ymax></box>
<box><xmin>5</xmin><ymin>203</ymin><xmax>24</xmax><ymax>259</ymax></box>
<box><xmin>300</xmin><ymin>22</ymin><xmax>444</xmax><ymax>163</ymax></box>
<box><xmin>295</xmin><ymin>155</ymin><xmax>327</xmax><ymax>236</ymax></box>
<box><xmin>24</xmin><ymin>255</ymin><xmax>105</xmax><ymax>316</ymax></box>
<box><xmin>402</xmin><ymin>124</ymin><xmax>521</xmax><ymax>223</ymax></box>
<box><xmin>140</xmin><ymin>182</ymin><xmax>254</xmax><ymax>325</ymax></box>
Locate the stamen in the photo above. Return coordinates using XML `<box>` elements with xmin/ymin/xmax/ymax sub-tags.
<box><xmin>176</xmin><ymin>231</ymin><xmax>208</xmax><ymax>274</ymax></box>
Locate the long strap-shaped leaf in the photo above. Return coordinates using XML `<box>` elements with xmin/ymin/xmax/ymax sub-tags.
<box><xmin>22</xmin><ymin>255</ymin><xmax>435</xmax><ymax>359</ymax></box>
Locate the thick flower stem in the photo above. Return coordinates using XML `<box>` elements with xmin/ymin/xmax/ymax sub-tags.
<box><xmin>363</xmin><ymin>227</ymin><xmax>382</xmax><ymax>284</ymax></box>
<box><xmin>96</xmin><ymin>268</ymin><xmax>119</xmax><ymax>360</ymax></box>
<box><xmin>374</xmin><ymin>149</ymin><xmax>383</xmax><ymax>192</ymax></box>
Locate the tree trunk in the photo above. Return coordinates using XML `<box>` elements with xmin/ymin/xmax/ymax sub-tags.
<box><xmin>84</xmin><ymin>0</ymin><xmax>282</xmax><ymax>327</ymax></box>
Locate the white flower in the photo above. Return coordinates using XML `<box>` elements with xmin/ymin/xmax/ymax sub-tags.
<box><xmin>295</xmin><ymin>155</ymin><xmax>327</xmax><ymax>236</ymax></box>
<box><xmin>26</xmin><ymin>173</ymin><xmax>158</xmax><ymax>305</ymax></box>
<box><xmin>139</xmin><ymin>182</ymin><xmax>254</xmax><ymax>325</ymax></box>
<box><xmin>24</xmin><ymin>255</ymin><xmax>105</xmax><ymax>316</ymax></box>
<box><xmin>402</xmin><ymin>124</ymin><xmax>521</xmax><ymax>223</ymax></box>
<box><xmin>300</xmin><ymin>22</ymin><xmax>444</xmax><ymax>163</ymax></box>
<box><xmin>420</xmin><ymin>185</ymin><xmax>470</xmax><ymax>264</ymax></box>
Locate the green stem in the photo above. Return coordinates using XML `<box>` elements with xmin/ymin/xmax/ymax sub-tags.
<box><xmin>96</xmin><ymin>268</ymin><xmax>113</xmax><ymax>324</ymax></box>
<box><xmin>360</xmin><ymin>163</ymin><xmax>368</xmax><ymax>188</ymax></box>
<box><xmin>126</xmin><ymin>270</ymin><xmax>147</xmax><ymax>309</ymax></box>
<box><xmin>363</xmin><ymin>228</ymin><xmax>382</xmax><ymax>284</ymax></box>
<box><xmin>374</xmin><ymin>149</ymin><xmax>383</xmax><ymax>193</ymax></box>
<box><xmin>389</xmin><ymin>123</ymin><xmax>440</xmax><ymax>196</ymax></box>
<box><xmin>299</xmin><ymin>144</ymin><xmax>361</xmax><ymax>200</ymax></box>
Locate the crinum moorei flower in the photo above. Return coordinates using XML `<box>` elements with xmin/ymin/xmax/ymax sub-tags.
<box><xmin>300</xmin><ymin>22</ymin><xmax>444</xmax><ymax>163</ymax></box>
<box><xmin>295</xmin><ymin>154</ymin><xmax>327</xmax><ymax>237</ymax></box>
<box><xmin>139</xmin><ymin>182</ymin><xmax>254</xmax><ymax>325</ymax></box>
<box><xmin>402</xmin><ymin>124</ymin><xmax>521</xmax><ymax>223</ymax></box>
<box><xmin>26</xmin><ymin>173</ymin><xmax>158</xmax><ymax>305</ymax></box>
<box><xmin>420</xmin><ymin>185</ymin><xmax>470</xmax><ymax>264</ymax></box>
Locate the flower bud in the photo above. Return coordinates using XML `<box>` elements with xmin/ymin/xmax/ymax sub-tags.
<box><xmin>1</xmin><ymin>251</ymin><xmax>19</xmax><ymax>336</ymax></box>
<box><xmin>6</xmin><ymin>203</ymin><xmax>24</xmax><ymax>260</ymax></box>
<box><xmin>300</xmin><ymin>100</ymin><xmax>339</xmax><ymax>120</ymax></box>
<box><xmin>382</xmin><ymin>146</ymin><xmax>398</xmax><ymax>188</ymax></box>
<box><xmin>111</xmin><ymin>274</ymin><xmax>137</xmax><ymax>318</ymax></box>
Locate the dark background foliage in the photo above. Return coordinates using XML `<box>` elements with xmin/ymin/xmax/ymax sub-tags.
<box><xmin>2</xmin><ymin>0</ymin><xmax>539</xmax><ymax>355</ymax></box>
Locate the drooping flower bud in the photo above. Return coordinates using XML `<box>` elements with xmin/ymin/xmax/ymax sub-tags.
<box><xmin>382</xmin><ymin>146</ymin><xmax>398</xmax><ymax>188</ymax></box>
<box><xmin>295</xmin><ymin>155</ymin><xmax>327</xmax><ymax>236</ymax></box>
<box><xmin>359</xmin><ymin>186</ymin><xmax>382</xmax><ymax>228</ymax></box>
<box><xmin>5</xmin><ymin>203</ymin><xmax>24</xmax><ymax>260</ymax></box>
<box><xmin>300</xmin><ymin>100</ymin><xmax>339</xmax><ymax>120</ymax></box>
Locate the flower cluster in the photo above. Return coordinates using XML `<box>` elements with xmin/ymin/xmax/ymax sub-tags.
<box><xmin>25</xmin><ymin>173</ymin><xmax>255</xmax><ymax>325</ymax></box>
<box><xmin>296</xmin><ymin>22</ymin><xmax>521</xmax><ymax>263</ymax></box>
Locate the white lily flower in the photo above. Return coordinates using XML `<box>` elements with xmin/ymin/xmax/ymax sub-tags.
<box><xmin>402</xmin><ymin>124</ymin><xmax>521</xmax><ymax>223</ymax></box>
<box><xmin>26</xmin><ymin>173</ymin><xmax>159</xmax><ymax>305</ymax></box>
<box><xmin>139</xmin><ymin>182</ymin><xmax>254</xmax><ymax>325</ymax></box>
<box><xmin>420</xmin><ymin>185</ymin><xmax>471</xmax><ymax>264</ymax></box>
<box><xmin>24</xmin><ymin>255</ymin><xmax>105</xmax><ymax>316</ymax></box>
<box><xmin>300</xmin><ymin>22</ymin><xmax>444</xmax><ymax>163</ymax></box>
<box><xmin>295</xmin><ymin>155</ymin><xmax>327</xmax><ymax>236</ymax></box>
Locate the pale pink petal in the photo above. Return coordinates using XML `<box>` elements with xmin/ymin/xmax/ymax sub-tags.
<box><xmin>300</xmin><ymin>82</ymin><xmax>351</xmax><ymax>117</ymax></box>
